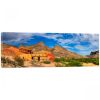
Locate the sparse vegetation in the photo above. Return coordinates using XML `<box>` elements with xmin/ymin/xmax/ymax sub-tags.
<box><xmin>43</xmin><ymin>61</ymin><xmax>50</xmax><ymax>64</ymax></box>
<box><xmin>1</xmin><ymin>57</ymin><xmax>6</xmax><ymax>63</ymax></box>
<box><xmin>14</xmin><ymin>57</ymin><xmax>24</xmax><ymax>67</ymax></box>
<box><xmin>1</xmin><ymin>57</ymin><xmax>17</xmax><ymax>67</ymax></box>
<box><xmin>55</xmin><ymin>63</ymin><xmax>64</xmax><ymax>67</ymax></box>
<box><xmin>76</xmin><ymin>58</ymin><xmax>99</xmax><ymax>65</ymax></box>
<box><xmin>54</xmin><ymin>58</ymin><xmax>61</xmax><ymax>62</ymax></box>
<box><xmin>65</xmin><ymin>60</ymin><xmax>82</xmax><ymax>67</ymax></box>
<box><xmin>54</xmin><ymin>57</ymin><xmax>66</xmax><ymax>62</ymax></box>
<box><xmin>54</xmin><ymin>57</ymin><xmax>99</xmax><ymax>67</ymax></box>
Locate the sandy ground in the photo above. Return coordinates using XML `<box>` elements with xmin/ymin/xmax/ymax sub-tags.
<box><xmin>24</xmin><ymin>61</ymin><xmax>33</xmax><ymax>67</ymax></box>
<box><xmin>24</xmin><ymin>61</ymin><xmax>98</xmax><ymax>67</ymax></box>
<box><xmin>24</xmin><ymin>61</ymin><xmax>56</xmax><ymax>67</ymax></box>
<box><xmin>82</xmin><ymin>63</ymin><xmax>98</xmax><ymax>67</ymax></box>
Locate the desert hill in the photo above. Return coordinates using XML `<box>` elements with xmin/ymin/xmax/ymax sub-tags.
<box><xmin>1</xmin><ymin>43</ymin><xmax>15</xmax><ymax>50</ymax></box>
<box><xmin>51</xmin><ymin>45</ymin><xmax>83</xmax><ymax>58</ymax></box>
<box><xmin>1</xmin><ymin>43</ymin><xmax>23</xmax><ymax>57</ymax></box>
<box><xmin>21</xmin><ymin>42</ymin><xmax>51</xmax><ymax>51</ymax></box>
<box><xmin>19</xmin><ymin>42</ymin><xmax>83</xmax><ymax>58</ymax></box>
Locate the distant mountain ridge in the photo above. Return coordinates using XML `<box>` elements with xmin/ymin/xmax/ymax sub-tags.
<box><xmin>2</xmin><ymin>42</ymin><xmax>99</xmax><ymax>59</ymax></box>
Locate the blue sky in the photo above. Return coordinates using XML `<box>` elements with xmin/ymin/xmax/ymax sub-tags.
<box><xmin>1</xmin><ymin>32</ymin><xmax>99</xmax><ymax>55</ymax></box>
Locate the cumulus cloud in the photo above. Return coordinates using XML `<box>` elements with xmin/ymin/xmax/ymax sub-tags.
<box><xmin>1</xmin><ymin>32</ymin><xmax>33</xmax><ymax>43</ymax></box>
<box><xmin>75</xmin><ymin>45</ymin><xmax>88</xmax><ymax>51</ymax></box>
<box><xmin>1</xmin><ymin>32</ymin><xmax>19</xmax><ymax>41</ymax></box>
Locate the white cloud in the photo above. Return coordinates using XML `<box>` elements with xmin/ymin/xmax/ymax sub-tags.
<box><xmin>75</xmin><ymin>45</ymin><xmax>88</xmax><ymax>51</ymax></box>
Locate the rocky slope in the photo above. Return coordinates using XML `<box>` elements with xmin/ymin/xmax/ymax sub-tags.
<box><xmin>1</xmin><ymin>43</ymin><xmax>23</xmax><ymax>57</ymax></box>
<box><xmin>51</xmin><ymin>45</ymin><xmax>83</xmax><ymax>58</ymax></box>
<box><xmin>1</xmin><ymin>43</ymin><xmax>14</xmax><ymax>50</ymax></box>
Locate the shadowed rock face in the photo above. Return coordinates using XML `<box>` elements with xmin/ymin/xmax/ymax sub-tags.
<box><xmin>90</xmin><ymin>51</ymin><xmax>99</xmax><ymax>55</ymax></box>
<box><xmin>88</xmin><ymin>50</ymin><xmax>99</xmax><ymax>58</ymax></box>
<box><xmin>86</xmin><ymin>50</ymin><xmax>99</xmax><ymax>58</ymax></box>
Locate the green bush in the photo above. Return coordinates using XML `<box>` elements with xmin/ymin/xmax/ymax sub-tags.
<box><xmin>60</xmin><ymin>57</ymin><xmax>66</xmax><ymax>62</ymax></box>
<box><xmin>1</xmin><ymin>57</ymin><xmax>13</xmax><ymax>64</ymax></box>
<box><xmin>1</xmin><ymin>57</ymin><xmax>6</xmax><ymax>63</ymax></box>
<box><xmin>65</xmin><ymin>60</ymin><xmax>82</xmax><ymax>67</ymax></box>
<box><xmin>92</xmin><ymin>58</ymin><xmax>99</xmax><ymax>65</ymax></box>
<box><xmin>76</xmin><ymin>58</ymin><xmax>99</xmax><ymax>65</ymax></box>
<box><xmin>14</xmin><ymin>57</ymin><xmax>24</xmax><ymax>67</ymax></box>
<box><xmin>54</xmin><ymin>57</ymin><xmax>99</xmax><ymax>66</ymax></box>
<box><xmin>54</xmin><ymin>58</ymin><xmax>61</xmax><ymax>62</ymax></box>
<box><xmin>43</xmin><ymin>61</ymin><xmax>50</xmax><ymax>64</ymax></box>
<box><xmin>1</xmin><ymin>57</ymin><xmax>17</xmax><ymax>67</ymax></box>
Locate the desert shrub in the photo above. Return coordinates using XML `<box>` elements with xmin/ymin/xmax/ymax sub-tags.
<box><xmin>1</xmin><ymin>57</ymin><xmax>13</xmax><ymax>64</ymax></box>
<box><xmin>55</xmin><ymin>57</ymin><xmax>99</xmax><ymax>66</ymax></box>
<box><xmin>43</xmin><ymin>61</ymin><xmax>50</xmax><ymax>64</ymax></box>
<box><xmin>92</xmin><ymin>58</ymin><xmax>99</xmax><ymax>65</ymax></box>
<box><xmin>54</xmin><ymin>58</ymin><xmax>61</xmax><ymax>62</ymax></box>
<box><xmin>1</xmin><ymin>57</ymin><xmax>6</xmax><ymax>63</ymax></box>
<box><xmin>76</xmin><ymin>58</ymin><xmax>99</xmax><ymax>65</ymax></box>
<box><xmin>60</xmin><ymin>57</ymin><xmax>66</xmax><ymax>62</ymax></box>
<box><xmin>55</xmin><ymin>63</ymin><xmax>64</xmax><ymax>67</ymax></box>
<box><xmin>65</xmin><ymin>60</ymin><xmax>82</xmax><ymax>67</ymax></box>
<box><xmin>14</xmin><ymin>57</ymin><xmax>24</xmax><ymax>67</ymax></box>
<box><xmin>1</xmin><ymin>57</ymin><xmax>17</xmax><ymax>67</ymax></box>
<box><xmin>6</xmin><ymin>58</ymin><xmax>12</xmax><ymax>64</ymax></box>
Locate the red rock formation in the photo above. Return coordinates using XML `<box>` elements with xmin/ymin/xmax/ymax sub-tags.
<box><xmin>2</xmin><ymin>47</ymin><xmax>23</xmax><ymax>57</ymax></box>
<box><xmin>19</xmin><ymin>47</ymin><xmax>32</xmax><ymax>54</ymax></box>
<box><xmin>47</xmin><ymin>53</ymin><xmax>55</xmax><ymax>61</ymax></box>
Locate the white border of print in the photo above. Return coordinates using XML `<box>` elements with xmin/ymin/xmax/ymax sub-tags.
<box><xmin>0</xmin><ymin>0</ymin><xmax>100</xmax><ymax>100</ymax></box>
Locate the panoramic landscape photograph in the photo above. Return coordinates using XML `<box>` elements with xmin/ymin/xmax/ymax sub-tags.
<box><xmin>1</xmin><ymin>32</ymin><xmax>99</xmax><ymax>68</ymax></box>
